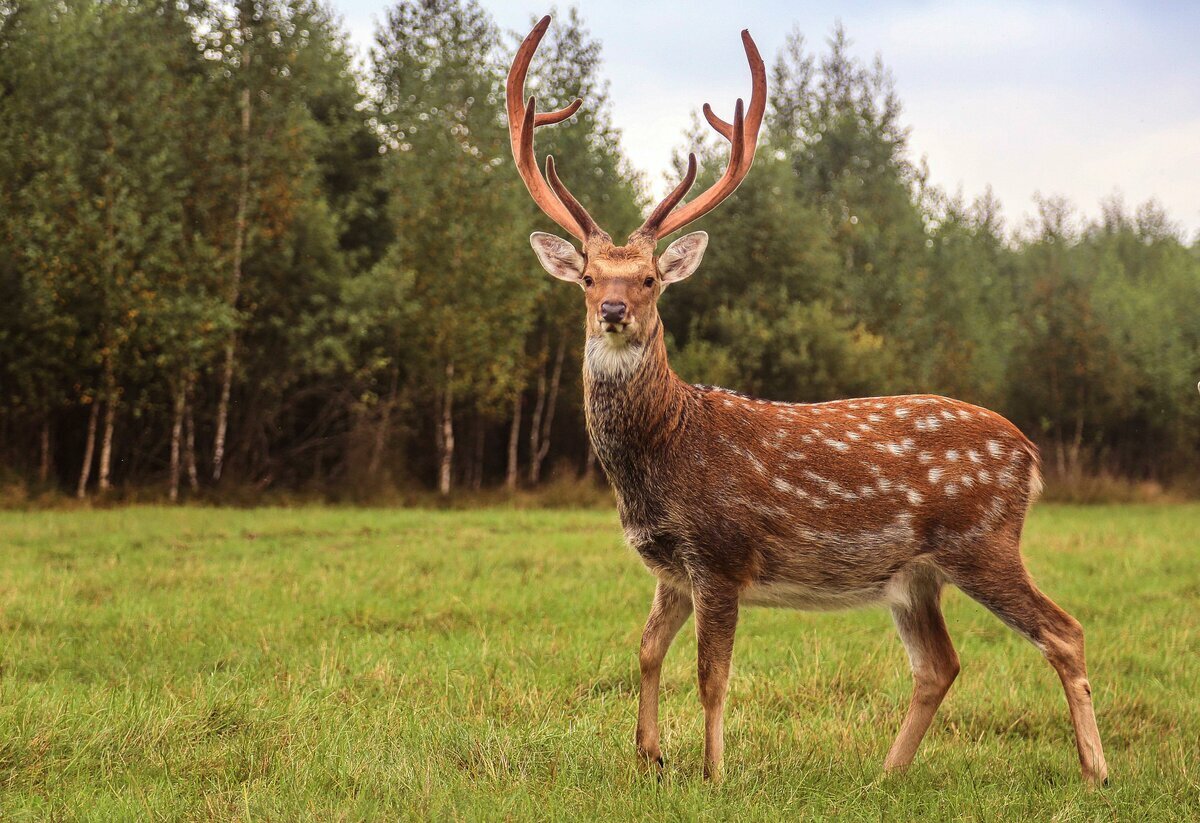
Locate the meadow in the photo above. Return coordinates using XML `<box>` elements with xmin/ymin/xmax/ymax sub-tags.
<box><xmin>0</xmin><ymin>504</ymin><xmax>1196</xmax><ymax>820</ymax></box>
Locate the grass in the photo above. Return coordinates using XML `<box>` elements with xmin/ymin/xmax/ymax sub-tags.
<box><xmin>0</xmin><ymin>504</ymin><xmax>1196</xmax><ymax>820</ymax></box>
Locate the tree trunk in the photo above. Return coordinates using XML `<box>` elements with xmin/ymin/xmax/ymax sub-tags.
<box><xmin>97</xmin><ymin>126</ymin><xmax>118</xmax><ymax>496</ymax></box>
<box><xmin>213</xmin><ymin>69</ymin><xmax>253</xmax><ymax>483</ymax></box>
<box><xmin>184</xmin><ymin>392</ymin><xmax>199</xmax><ymax>493</ymax></box>
<box><xmin>212</xmin><ymin>340</ymin><xmax>235</xmax><ymax>482</ymax></box>
<box><xmin>38</xmin><ymin>419</ymin><xmax>51</xmax><ymax>484</ymax></box>
<box><xmin>505</xmin><ymin>393</ymin><xmax>521</xmax><ymax>491</ymax></box>
<box><xmin>530</xmin><ymin>335</ymin><xmax>565</xmax><ymax>485</ymax></box>
<box><xmin>76</xmin><ymin>401</ymin><xmax>99</xmax><ymax>499</ymax></box>
<box><xmin>1068</xmin><ymin>409</ymin><xmax>1085</xmax><ymax>479</ymax></box>
<box><xmin>98</xmin><ymin>402</ymin><xmax>115</xmax><ymax>494</ymax></box>
<box><xmin>169</xmin><ymin>383</ymin><xmax>185</xmax><ymax>502</ymax></box>
<box><xmin>438</xmin><ymin>362</ymin><xmax>454</xmax><ymax>496</ymax></box>
<box><xmin>97</xmin><ymin>363</ymin><xmax>117</xmax><ymax>494</ymax></box>
<box><xmin>369</xmin><ymin>364</ymin><xmax>400</xmax><ymax>479</ymax></box>
<box><xmin>528</xmin><ymin>337</ymin><xmax>548</xmax><ymax>485</ymax></box>
<box><xmin>471</xmin><ymin>417</ymin><xmax>485</xmax><ymax>492</ymax></box>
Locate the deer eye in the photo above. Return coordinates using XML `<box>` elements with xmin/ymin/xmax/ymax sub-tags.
<box><xmin>583</xmin><ymin>275</ymin><xmax>594</xmax><ymax>288</ymax></box>
<box><xmin>643</xmin><ymin>277</ymin><xmax>655</xmax><ymax>288</ymax></box>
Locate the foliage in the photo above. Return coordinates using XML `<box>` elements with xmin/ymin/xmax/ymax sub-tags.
<box><xmin>0</xmin><ymin>1</ymin><xmax>1197</xmax><ymax>496</ymax></box>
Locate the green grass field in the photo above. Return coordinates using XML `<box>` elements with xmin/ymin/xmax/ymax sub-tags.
<box><xmin>0</xmin><ymin>505</ymin><xmax>1197</xmax><ymax>820</ymax></box>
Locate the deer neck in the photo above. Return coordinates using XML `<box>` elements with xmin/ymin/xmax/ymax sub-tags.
<box><xmin>583</xmin><ymin>321</ymin><xmax>691</xmax><ymax>483</ymax></box>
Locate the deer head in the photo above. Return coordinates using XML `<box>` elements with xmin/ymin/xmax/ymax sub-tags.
<box><xmin>509</xmin><ymin>16</ymin><xmax>765</xmax><ymax>375</ymax></box>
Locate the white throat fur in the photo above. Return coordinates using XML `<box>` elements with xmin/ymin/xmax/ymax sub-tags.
<box><xmin>585</xmin><ymin>335</ymin><xmax>644</xmax><ymax>382</ymax></box>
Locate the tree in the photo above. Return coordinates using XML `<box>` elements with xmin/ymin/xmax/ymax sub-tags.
<box><xmin>771</xmin><ymin>24</ymin><xmax>928</xmax><ymax>364</ymax></box>
<box><xmin>373</xmin><ymin>0</ymin><xmax>535</xmax><ymax>493</ymax></box>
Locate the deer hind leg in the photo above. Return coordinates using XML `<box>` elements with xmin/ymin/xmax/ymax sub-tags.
<box><xmin>884</xmin><ymin>566</ymin><xmax>960</xmax><ymax>772</ymax></box>
<box><xmin>943</xmin><ymin>534</ymin><xmax>1109</xmax><ymax>786</ymax></box>
<box><xmin>692</xmin><ymin>584</ymin><xmax>739</xmax><ymax>781</ymax></box>
<box><xmin>636</xmin><ymin>581</ymin><xmax>693</xmax><ymax>768</ymax></box>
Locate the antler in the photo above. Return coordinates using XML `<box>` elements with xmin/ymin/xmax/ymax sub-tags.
<box><xmin>634</xmin><ymin>30</ymin><xmax>766</xmax><ymax>241</ymax></box>
<box><xmin>507</xmin><ymin>16</ymin><xmax>607</xmax><ymax>242</ymax></box>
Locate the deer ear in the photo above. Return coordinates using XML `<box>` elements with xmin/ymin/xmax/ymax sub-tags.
<box><xmin>530</xmin><ymin>232</ymin><xmax>585</xmax><ymax>282</ymax></box>
<box><xmin>657</xmin><ymin>231</ymin><xmax>708</xmax><ymax>285</ymax></box>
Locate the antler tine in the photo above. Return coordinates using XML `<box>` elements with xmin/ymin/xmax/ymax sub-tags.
<box><xmin>636</xmin><ymin>29</ymin><xmax>766</xmax><ymax>241</ymax></box>
<box><xmin>633</xmin><ymin>153</ymin><xmax>698</xmax><ymax>241</ymax></box>
<box><xmin>545</xmin><ymin>155</ymin><xmax>608</xmax><ymax>242</ymax></box>
<box><xmin>652</xmin><ymin>98</ymin><xmax>746</xmax><ymax>239</ymax></box>
<box><xmin>536</xmin><ymin>98</ymin><xmax>582</xmax><ymax>126</ymax></box>
<box><xmin>507</xmin><ymin>16</ymin><xmax>603</xmax><ymax>243</ymax></box>
<box><xmin>699</xmin><ymin>29</ymin><xmax>767</xmax><ymax>175</ymax></box>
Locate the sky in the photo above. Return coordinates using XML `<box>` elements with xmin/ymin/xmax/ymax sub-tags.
<box><xmin>331</xmin><ymin>0</ymin><xmax>1200</xmax><ymax>236</ymax></box>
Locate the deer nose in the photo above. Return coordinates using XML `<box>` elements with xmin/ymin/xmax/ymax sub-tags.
<box><xmin>600</xmin><ymin>301</ymin><xmax>627</xmax><ymax>323</ymax></box>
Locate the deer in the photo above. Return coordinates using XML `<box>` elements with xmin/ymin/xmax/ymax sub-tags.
<box><xmin>508</xmin><ymin>15</ymin><xmax>1108</xmax><ymax>786</ymax></box>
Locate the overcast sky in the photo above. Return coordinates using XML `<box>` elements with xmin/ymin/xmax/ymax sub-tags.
<box><xmin>332</xmin><ymin>0</ymin><xmax>1200</xmax><ymax>237</ymax></box>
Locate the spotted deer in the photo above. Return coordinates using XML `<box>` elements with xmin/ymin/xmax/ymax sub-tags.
<box><xmin>509</xmin><ymin>16</ymin><xmax>1107</xmax><ymax>786</ymax></box>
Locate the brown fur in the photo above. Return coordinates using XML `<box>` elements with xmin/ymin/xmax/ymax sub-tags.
<box><xmin>575</xmin><ymin>246</ymin><xmax>1107</xmax><ymax>786</ymax></box>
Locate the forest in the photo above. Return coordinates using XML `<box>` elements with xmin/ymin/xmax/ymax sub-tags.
<box><xmin>2</xmin><ymin>0</ymin><xmax>1198</xmax><ymax>501</ymax></box>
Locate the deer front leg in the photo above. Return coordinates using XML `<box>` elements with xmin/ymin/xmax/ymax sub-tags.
<box><xmin>693</xmin><ymin>584</ymin><xmax>740</xmax><ymax>781</ymax></box>
<box><xmin>636</xmin><ymin>581</ymin><xmax>693</xmax><ymax>769</ymax></box>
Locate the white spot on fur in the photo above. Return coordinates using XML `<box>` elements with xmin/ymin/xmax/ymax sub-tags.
<box><xmin>906</xmin><ymin>488</ymin><xmax>924</xmax><ymax>505</ymax></box>
<box><xmin>785</xmin><ymin>450</ymin><xmax>806</xmax><ymax>460</ymax></box>
<box><xmin>987</xmin><ymin>439</ymin><xmax>1004</xmax><ymax>458</ymax></box>
<box><xmin>867</xmin><ymin>414</ymin><xmax>884</xmax><ymax>423</ymax></box>
<box><xmin>917</xmin><ymin>451</ymin><xmax>933</xmax><ymax>464</ymax></box>
<box><xmin>940</xmin><ymin>409</ymin><xmax>957</xmax><ymax>421</ymax></box>
<box><xmin>968</xmin><ymin>449</ymin><xmax>982</xmax><ymax>463</ymax></box>
<box><xmin>846</xmin><ymin>430</ymin><xmax>862</xmax><ymax>441</ymax></box>
<box><xmin>946</xmin><ymin>450</ymin><xmax>960</xmax><ymax>461</ymax></box>
<box><xmin>803</xmin><ymin>470</ymin><xmax>858</xmax><ymax>500</ymax></box>
<box><xmin>718</xmin><ymin>435</ymin><xmax>767</xmax><ymax>475</ymax></box>
<box><xmin>894</xmin><ymin>407</ymin><xmax>911</xmax><ymax>418</ymax></box>
<box><xmin>824</xmin><ymin>438</ymin><xmax>850</xmax><ymax>452</ymax></box>
<box><xmin>978</xmin><ymin>469</ymin><xmax>992</xmax><ymax>483</ymax></box>
<box><xmin>957</xmin><ymin>409</ymin><xmax>972</xmax><ymax>420</ymax></box>
<box><xmin>914</xmin><ymin>415</ymin><xmax>942</xmax><ymax>431</ymax></box>
<box><xmin>945</xmin><ymin>483</ymin><xmax>959</xmax><ymax>496</ymax></box>
<box><xmin>880</xmin><ymin>440</ymin><xmax>915</xmax><ymax>456</ymax></box>
<box><xmin>928</xmin><ymin>467</ymin><xmax>944</xmax><ymax>483</ymax></box>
